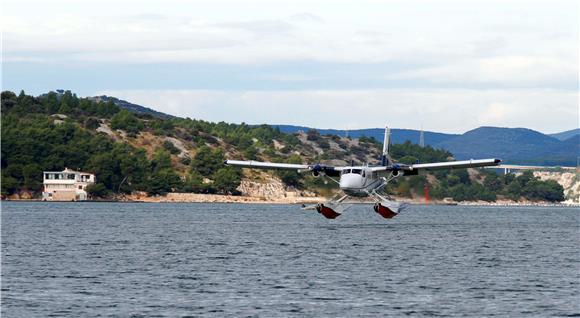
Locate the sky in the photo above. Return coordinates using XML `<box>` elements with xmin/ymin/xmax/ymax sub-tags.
<box><xmin>2</xmin><ymin>0</ymin><xmax>579</xmax><ymax>133</ymax></box>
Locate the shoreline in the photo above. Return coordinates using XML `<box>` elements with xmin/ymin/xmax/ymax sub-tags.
<box><xmin>3</xmin><ymin>193</ymin><xmax>579</xmax><ymax>207</ymax></box>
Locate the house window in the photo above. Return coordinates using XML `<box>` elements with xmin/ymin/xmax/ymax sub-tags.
<box><xmin>78</xmin><ymin>185</ymin><xmax>83</xmax><ymax>190</ymax></box>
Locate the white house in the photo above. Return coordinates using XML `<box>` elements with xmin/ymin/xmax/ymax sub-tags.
<box><xmin>42</xmin><ymin>168</ymin><xmax>96</xmax><ymax>201</ymax></box>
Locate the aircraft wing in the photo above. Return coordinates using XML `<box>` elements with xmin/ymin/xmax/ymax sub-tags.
<box><xmin>370</xmin><ymin>158</ymin><xmax>501</xmax><ymax>174</ymax></box>
<box><xmin>410</xmin><ymin>158</ymin><xmax>501</xmax><ymax>171</ymax></box>
<box><xmin>225</xmin><ymin>160</ymin><xmax>344</xmax><ymax>176</ymax></box>
<box><xmin>225</xmin><ymin>160</ymin><xmax>310</xmax><ymax>170</ymax></box>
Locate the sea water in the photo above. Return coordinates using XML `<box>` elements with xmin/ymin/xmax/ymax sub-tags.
<box><xmin>1</xmin><ymin>202</ymin><xmax>578</xmax><ymax>317</ymax></box>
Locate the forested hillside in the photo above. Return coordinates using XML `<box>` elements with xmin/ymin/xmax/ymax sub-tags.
<box><xmin>1</xmin><ymin>90</ymin><xmax>565</xmax><ymax>202</ymax></box>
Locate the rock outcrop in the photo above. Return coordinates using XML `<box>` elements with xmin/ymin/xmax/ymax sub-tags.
<box><xmin>534</xmin><ymin>171</ymin><xmax>580</xmax><ymax>204</ymax></box>
<box><xmin>237</xmin><ymin>178</ymin><xmax>317</xmax><ymax>200</ymax></box>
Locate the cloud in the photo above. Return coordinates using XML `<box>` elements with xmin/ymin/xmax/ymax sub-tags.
<box><xmin>3</xmin><ymin>0</ymin><xmax>578</xmax><ymax>133</ymax></box>
<box><xmin>4</xmin><ymin>0</ymin><xmax>577</xmax><ymax>91</ymax></box>
<box><xmin>387</xmin><ymin>56</ymin><xmax>578</xmax><ymax>88</ymax></box>
<box><xmin>96</xmin><ymin>88</ymin><xmax>579</xmax><ymax>134</ymax></box>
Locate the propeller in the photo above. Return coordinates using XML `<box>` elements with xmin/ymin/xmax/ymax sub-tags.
<box><xmin>307</xmin><ymin>163</ymin><xmax>340</xmax><ymax>177</ymax></box>
<box><xmin>309</xmin><ymin>163</ymin><xmax>324</xmax><ymax>177</ymax></box>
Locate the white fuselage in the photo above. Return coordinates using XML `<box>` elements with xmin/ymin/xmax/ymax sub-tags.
<box><xmin>338</xmin><ymin>167</ymin><xmax>384</xmax><ymax>197</ymax></box>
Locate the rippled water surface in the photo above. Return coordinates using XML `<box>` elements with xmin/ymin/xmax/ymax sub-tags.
<box><xmin>2</xmin><ymin>202</ymin><xmax>579</xmax><ymax>317</ymax></box>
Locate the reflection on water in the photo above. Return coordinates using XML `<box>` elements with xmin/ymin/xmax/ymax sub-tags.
<box><xmin>1</xmin><ymin>202</ymin><xmax>579</xmax><ymax>317</ymax></box>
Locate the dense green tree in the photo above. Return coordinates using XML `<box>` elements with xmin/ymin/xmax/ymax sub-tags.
<box><xmin>522</xmin><ymin>179</ymin><xmax>564</xmax><ymax>202</ymax></box>
<box><xmin>1</xmin><ymin>176</ymin><xmax>19</xmax><ymax>196</ymax></box>
<box><xmin>517</xmin><ymin>170</ymin><xmax>535</xmax><ymax>187</ymax></box>
<box><xmin>110</xmin><ymin>109</ymin><xmax>143</xmax><ymax>134</ymax></box>
<box><xmin>191</xmin><ymin>145</ymin><xmax>224</xmax><ymax>177</ymax></box>
<box><xmin>147</xmin><ymin>169</ymin><xmax>182</xmax><ymax>195</ymax></box>
<box><xmin>22</xmin><ymin>163</ymin><xmax>43</xmax><ymax>192</ymax></box>
<box><xmin>86</xmin><ymin>183</ymin><xmax>109</xmax><ymax>198</ymax></box>
<box><xmin>446</xmin><ymin>174</ymin><xmax>461</xmax><ymax>187</ymax></box>
<box><xmin>483</xmin><ymin>171</ymin><xmax>504</xmax><ymax>192</ymax></box>
<box><xmin>151</xmin><ymin>150</ymin><xmax>173</xmax><ymax>172</ymax></box>
<box><xmin>1</xmin><ymin>91</ymin><xmax>18</xmax><ymax>113</ymax></box>
<box><xmin>391</xmin><ymin>141</ymin><xmax>452</xmax><ymax>164</ymax></box>
<box><xmin>243</xmin><ymin>145</ymin><xmax>258</xmax><ymax>160</ymax></box>
<box><xmin>96</xmin><ymin>100</ymin><xmax>120</xmax><ymax>117</ymax></box>
<box><xmin>86</xmin><ymin>152</ymin><xmax>120</xmax><ymax>191</ymax></box>
<box><xmin>42</xmin><ymin>92</ymin><xmax>59</xmax><ymax>114</ymax></box>
<box><xmin>58</xmin><ymin>90</ymin><xmax>75</xmax><ymax>114</ymax></box>
<box><xmin>179</xmin><ymin>171</ymin><xmax>206</xmax><ymax>193</ymax></box>
<box><xmin>84</xmin><ymin>118</ymin><xmax>100</xmax><ymax>130</ymax></box>
<box><xmin>213</xmin><ymin>167</ymin><xmax>241</xmax><ymax>194</ymax></box>
<box><xmin>506</xmin><ymin>180</ymin><xmax>522</xmax><ymax>200</ymax></box>
<box><xmin>163</xmin><ymin>140</ymin><xmax>180</xmax><ymax>155</ymax></box>
<box><xmin>398</xmin><ymin>155</ymin><xmax>419</xmax><ymax>165</ymax></box>
<box><xmin>276</xmin><ymin>155</ymin><xmax>303</xmax><ymax>188</ymax></box>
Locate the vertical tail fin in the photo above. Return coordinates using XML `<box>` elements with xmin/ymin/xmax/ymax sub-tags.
<box><xmin>381</xmin><ymin>126</ymin><xmax>391</xmax><ymax>166</ymax></box>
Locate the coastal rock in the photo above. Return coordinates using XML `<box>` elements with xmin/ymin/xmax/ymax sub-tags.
<box><xmin>534</xmin><ymin>171</ymin><xmax>580</xmax><ymax>203</ymax></box>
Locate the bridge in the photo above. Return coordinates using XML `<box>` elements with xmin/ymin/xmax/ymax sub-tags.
<box><xmin>488</xmin><ymin>164</ymin><xmax>578</xmax><ymax>175</ymax></box>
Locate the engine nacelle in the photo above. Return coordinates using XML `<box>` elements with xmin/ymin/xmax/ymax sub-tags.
<box><xmin>309</xmin><ymin>163</ymin><xmax>339</xmax><ymax>177</ymax></box>
<box><xmin>391</xmin><ymin>169</ymin><xmax>417</xmax><ymax>177</ymax></box>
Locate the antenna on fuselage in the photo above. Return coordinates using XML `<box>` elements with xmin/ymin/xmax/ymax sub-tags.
<box><xmin>381</xmin><ymin>126</ymin><xmax>391</xmax><ymax>166</ymax></box>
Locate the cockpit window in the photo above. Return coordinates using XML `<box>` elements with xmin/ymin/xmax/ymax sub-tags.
<box><xmin>342</xmin><ymin>169</ymin><xmax>351</xmax><ymax>175</ymax></box>
<box><xmin>351</xmin><ymin>169</ymin><xmax>362</xmax><ymax>175</ymax></box>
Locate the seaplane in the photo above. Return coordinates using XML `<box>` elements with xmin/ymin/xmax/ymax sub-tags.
<box><xmin>225</xmin><ymin>127</ymin><xmax>501</xmax><ymax>219</ymax></box>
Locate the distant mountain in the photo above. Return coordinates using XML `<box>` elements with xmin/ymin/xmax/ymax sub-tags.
<box><xmin>549</xmin><ymin>128</ymin><xmax>580</xmax><ymax>141</ymax></box>
<box><xmin>436</xmin><ymin>127</ymin><xmax>577</xmax><ymax>166</ymax></box>
<box><xmin>274</xmin><ymin>125</ymin><xmax>579</xmax><ymax>166</ymax></box>
<box><xmin>90</xmin><ymin>95</ymin><xmax>175</xmax><ymax>119</ymax></box>
<box><xmin>273</xmin><ymin>125</ymin><xmax>458</xmax><ymax>146</ymax></box>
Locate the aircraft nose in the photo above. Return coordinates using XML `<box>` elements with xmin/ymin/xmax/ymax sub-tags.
<box><xmin>340</xmin><ymin>174</ymin><xmax>363</xmax><ymax>189</ymax></box>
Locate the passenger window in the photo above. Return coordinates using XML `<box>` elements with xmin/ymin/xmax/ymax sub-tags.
<box><xmin>362</xmin><ymin>171</ymin><xmax>366</xmax><ymax>177</ymax></box>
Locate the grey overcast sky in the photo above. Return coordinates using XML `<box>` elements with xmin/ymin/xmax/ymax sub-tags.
<box><xmin>2</xmin><ymin>0</ymin><xmax>579</xmax><ymax>133</ymax></box>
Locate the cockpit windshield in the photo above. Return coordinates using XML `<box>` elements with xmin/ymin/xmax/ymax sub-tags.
<box><xmin>351</xmin><ymin>169</ymin><xmax>362</xmax><ymax>175</ymax></box>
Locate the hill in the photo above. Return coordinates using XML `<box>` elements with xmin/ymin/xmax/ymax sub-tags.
<box><xmin>76</xmin><ymin>95</ymin><xmax>576</xmax><ymax>166</ymax></box>
<box><xmin>549</xmin><ymin>128</ymin><xmax>580</xmax><ymax>141</ymax></box>
<box><xmin>90</xmin><ymin>95</ymin><xmax>175</xmax><ymax>119</ymax></box>
<box><xmin>436</xmin><ymin>127</ymin><xmax>577</xmax><ymax>166</ymax></box>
